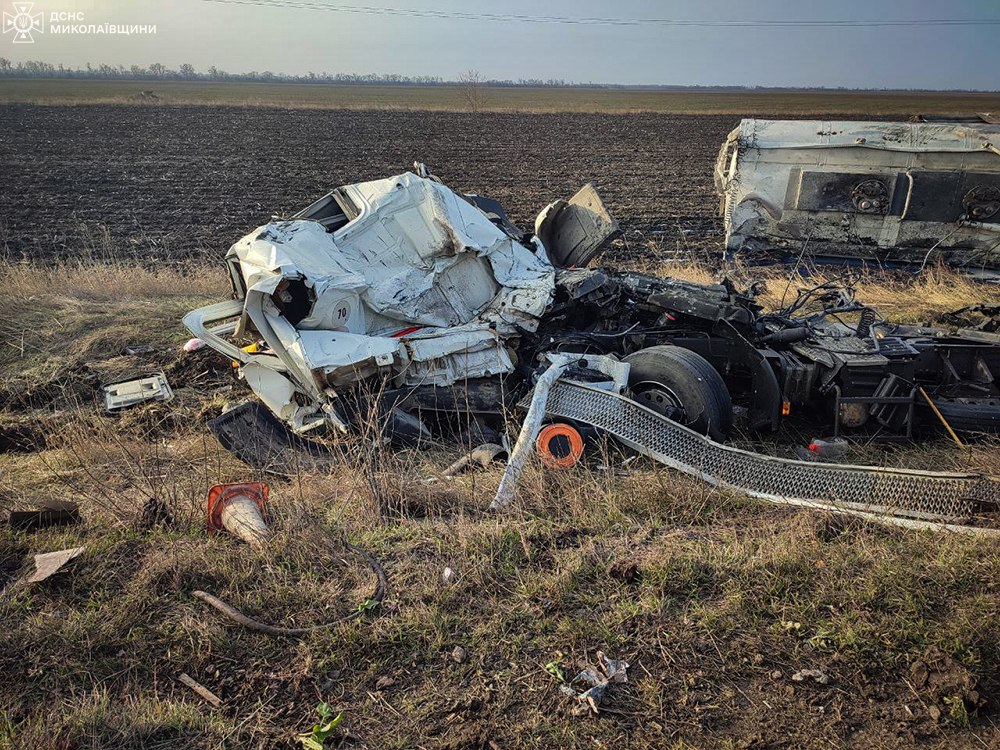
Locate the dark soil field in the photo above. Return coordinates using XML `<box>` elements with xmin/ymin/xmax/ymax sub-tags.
<box><xmin>0</xmin><ymin>104</ymin><xmax>733</xmax><ymax>263</ymax></box>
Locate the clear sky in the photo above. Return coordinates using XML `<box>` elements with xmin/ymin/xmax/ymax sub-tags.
<box><xmin>3</xmin><ymin>0</ymin><xmax>998</xmax><ymax>89</ymax></box>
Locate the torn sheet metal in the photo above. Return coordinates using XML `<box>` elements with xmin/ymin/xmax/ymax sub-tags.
<box><xmin>25</xmin><ymin>547</ymin><xmax>85</xmax><ymax>584</ymax></box>
<box><xmin>716</xmin><ymin>119</ymin><xmax>1000</xmax><ymax>269</ymax></box>
<box><xmin>490</xmin><ymin>353</ymin><xmax>629</xmax><ymax>510</ymax></box>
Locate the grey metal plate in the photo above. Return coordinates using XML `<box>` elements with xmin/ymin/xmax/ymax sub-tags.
<box><xmin>102</xmin><ymin>372</ymin><xmax>173</xmax><ymax>412</ymax></box>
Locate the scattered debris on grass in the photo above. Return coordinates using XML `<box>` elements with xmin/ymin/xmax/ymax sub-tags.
<box><xmin>794</xmin><ymin>437</ymin><xmax>849</xmax><ymax>462</ymax></box>
<box><xmin>442</xmin><ymin>444</ymin><xmax>507</xmax><ymax>478</ymax></box>
<box><xmin>178</xmin><ymin>672</ymin><xmax>223</xmax><ymax>708</ymax></box>
<box><xmin>791</xmin><ymin>668</ymin><xmax>830</xmax><ymax>686</ymax></box>
<box><xmin>102</xmin><ymin>371</ymin><xmax>174</xmax><ymax>412</ymax></box>
<box><xmin>8</xmin><ymin>499</ymin><xmax>80</xmax><ymax>531</ymax></box>
<box><xmin>21</xmin><ymin>546</ymin><xmax>85</xmax><ymax>585</ymax></box>
<box><xmin>559</xmin><ymin>651</ymin><xmax>629</xmax><ymax>716</ymax></box>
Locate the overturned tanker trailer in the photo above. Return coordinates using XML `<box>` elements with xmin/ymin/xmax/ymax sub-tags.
<box><xmin>185</xmin><ymin>165</ymin><xmax>1000</xmax><ymax>530</ymax></box>
<box><xmin>716</xmin><ymin>118</ymin><xmax>1000</xmax><ymax>274</ymax></box>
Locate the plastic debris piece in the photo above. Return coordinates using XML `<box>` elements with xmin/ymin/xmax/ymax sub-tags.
<box><xmin>791</xmin><ymin>669</ymin><xmax>830</xmax><ymax>685</ymax></box>
<box><xmin>442</xmin><ymin>566</ymin><xmax>456</xmax><ymax>584</ymax></box>
<box><xmin>808</xmin><ymin>437</ymin><xmax>849</xmax><ymax>460</ymax></box>
<box><xmin>559</xmin><ymin>651</ymin><xmax>629</xmax><ymax>715</ymax></box>
<box><xmin>24</xmin><ymin>546</ymin><xmax>85</xmax><ymax>584</ymax></box>
<box><xmin>536</xmin><ymin>422</ymin><xmax>584</xmax><ymax>469</ymax></box>
<box><xmin>183</xmin><ymin>337</ymin><xmax>206</xmax><ymax>352</ymax></box>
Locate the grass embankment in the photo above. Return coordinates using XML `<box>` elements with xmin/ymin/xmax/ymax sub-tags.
<box><xmin>2</xmin><ymin>79</ymin><xmax>1000</xmax><ymax>115</ymax></box>
<box><xmin>2</xmin><ymin>260</ymin><xmax>1000</xmax><ymax>749</ymax></box>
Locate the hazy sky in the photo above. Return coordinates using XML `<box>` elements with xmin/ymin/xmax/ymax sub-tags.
<box><xmin>3</xmin><ymin>0</ymin><xmax>998</xmax><ymax>88</ymax></box>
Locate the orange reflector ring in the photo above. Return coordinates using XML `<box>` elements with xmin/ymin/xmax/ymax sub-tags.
<box><xmin>536</xmin><ymin>423</ymin><xmax>584</xmax><ymax>469</ymax></box>
<box><xmin>782</xmin><ymin>401</ymin><xmax>792</xmax><ymax>416</ymax></box>
<box><xmin>207</xmin><ymin>481</ymin><xmax>269</xmax><ymax>533</ymax></box>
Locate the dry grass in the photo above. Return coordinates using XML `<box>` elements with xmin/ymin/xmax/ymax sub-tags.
<box><xmin>4</xmin><ymin>259</ymin><xmax>1000</xmax><ymax>748</ymax></box>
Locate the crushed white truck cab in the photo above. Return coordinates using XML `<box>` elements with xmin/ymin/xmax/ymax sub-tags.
<box><xmin>184</xmin><ymin>166</ymin><xmax>616</xmax><ymax>435</ymax></box>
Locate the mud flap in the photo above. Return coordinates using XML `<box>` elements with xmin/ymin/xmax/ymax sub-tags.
<box><xmin>535</xmin><ymin>183</ymin><xmax>621</xmax><ymax>268</ymax></box>
<box><xmin>207</xmin><ymin>402</ymin><xmax>338</xmax><ymax>474</ymax></box>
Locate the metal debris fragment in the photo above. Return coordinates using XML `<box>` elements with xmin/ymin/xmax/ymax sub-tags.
<box><xmin>716</xmin><ymin>119</ymin><xmax>1000</xmax><ymax>272</ymax></box>
<box><xmin>443</xmin><ymin>443</ymin><xmax>507</xmax><ymax>478</ymax></box>
<box><xmin>541</xmin><ymin>379</ymin><xmax>1000</xmax><ymax>534</ymax></box>
<box><xmin>792</xmin><ymin>669</ymin><xmax>830</xmax><ymax>685</ymax></box>
<box><xmin>8</xmin><ymin>500</ymin><xmax>80</xmax><ymax>531</ymax></box>
<box><xmin>102</xmin><ymin>372</ymin><xmax>173</xmax><ymax>412</ymax></box>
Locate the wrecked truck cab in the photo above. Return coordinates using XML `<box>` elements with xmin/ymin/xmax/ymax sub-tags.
<box><xmin>184</xmin><ymin>169</ymin><xmax>569</xmax><ymax>435</ymax></box>
<box><xmin>716</xmin><ymin>119</ymin><xmax>1000</xmax><ymax>272</ymax></box>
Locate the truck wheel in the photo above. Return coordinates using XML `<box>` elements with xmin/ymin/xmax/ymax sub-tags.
<box><xmin>922</xmin><ymin>398</ymin><xmax>1000</xmax><ymax>434</ymax></box>
<box><xmin>623</xmin><ymin>345</ymin><xmax>733</xmax><ymax>441</ymax></box>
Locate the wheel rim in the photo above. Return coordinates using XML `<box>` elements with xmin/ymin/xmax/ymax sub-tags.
<box><xmin>632</xmin><ymin>381</ymin><xmax>686</xmax><ymax>422</ymax></box>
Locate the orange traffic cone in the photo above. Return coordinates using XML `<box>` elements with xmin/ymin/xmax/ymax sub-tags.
<box><xmin>207</xmin><ymin>482</ymin><xmax>270</xmax><ymax>548</ymax></box>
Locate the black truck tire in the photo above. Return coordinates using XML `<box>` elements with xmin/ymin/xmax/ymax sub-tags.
<box><xmin>923</xmin><ymin>398</ymin><xmax>1000</xmax><ymax>434</ymax></box>
<box><xmin>623</xmin><ymin>345</ymin><xmax>733</xmax><ymax>441</ymax></box>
